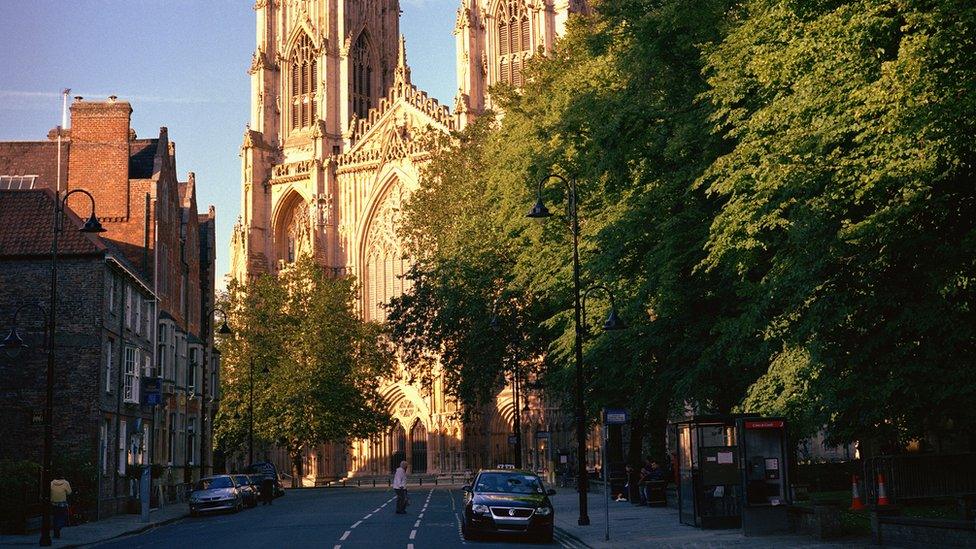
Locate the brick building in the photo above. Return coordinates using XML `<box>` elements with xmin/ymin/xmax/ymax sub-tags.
<box><xmin>0</xmin><ymin>189</ymin><xmax>156</xmax><ymax>518</ymax></box>
<box><xmin>0</xmin><ymin>97</ymin><xmax>218</xmax><ymax>518</ymax></box>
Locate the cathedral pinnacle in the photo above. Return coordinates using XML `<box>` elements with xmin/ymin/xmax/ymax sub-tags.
<box><xmin>394</xmin><ymin>35</ymin><xmax>411</xmax><ymax>86</ymax></box>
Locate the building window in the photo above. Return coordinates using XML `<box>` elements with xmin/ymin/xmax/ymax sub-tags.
<box><xmin>107</xmin><ymin>274</ymin><xmax>116</xmax><ymax>312</ymax></box>
<box><xmin>105</xmin><ymin>339</ymin><xmax>114</xmax><ymax>393</ymax></box>
<box><xmin>351</xmin><ymin>33</ymin><xmax>373</xmax><ymax>119</ymax></box>
<box><xmin>188</xmin><ymin>348</ymin><xmax>199</xmax><ymax>392</ymax></box>
<box><xmin>134</xmin><ymin>295</ymin><xmax>142</xmax><ymax>335</ymax></box>
<box><xmin>124</xmin><ymin>285</ymin><xmax>132</xmax><ymax>329</ymax></box>
<box><xmin>101</xmin><ymin>420</ymin><xmax>110</xmax><ymax>475</ymax></box>
<box><xmin>497</xmin><ymin>0</ymin><xmax>531</xmax><ymax>86</ymax></box>
<box><xmin>289</xmin><ymin>33</ymin><xmax>318</xmax><ymax>130</ymax></box>
<box><xmin>118</xmin><ymin>419</ymin><xmax>127</xmax><ymax>475</ymax></box>
<box><xmin>0</xmin><ymin>175</ymin><xmax>38</xmax><ymax>189</ymax></box>
<box><xmin>187</xmin><ymin>418</ymin><xmax>196</xmax><ymax>465</ymax></box>
<box><xmin>123</xmin><ymin>346</ymin><xmax>140</xmax><ymax>403</ymax></box>
<box><xmin>168</xmin><ymin>413</ymin><xmax>176</xmax><ymax>465</ymax></box>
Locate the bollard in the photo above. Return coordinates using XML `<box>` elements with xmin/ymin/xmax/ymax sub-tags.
<box><xmin>388</xmin><ymin>478</ymin><xmax>391</xmax><ymax>487</ymax></box>
<box><xmin>357</xmin><ymin>479</ymin><xmax>361</xmax><ymax>487</ymax></box>
<box><xmin>420</xmin><ymin>477</ymin><xmax>423</xmax><ymax>486</ymax></box>
<box><xmin>435</xmin><ymin>478</ymin><xmax>438</xmax><ymax>486</ymax></box>
<box><xmin>373</xmin><ymin>478</ymin><xmax>376</xmax><ymax>487</ymax></box>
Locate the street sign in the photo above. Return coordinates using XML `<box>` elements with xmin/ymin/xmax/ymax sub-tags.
<box><xmin>508</xmin><ymin>435</ymin><xmax>518</xmax><ymax>445</ymax></box>
<box><xmin>603</xmin><ymin>408</ymin><xmax>629</xmax><ymax>425</ymax></box>
<box><xmin>146</xmin><ymin>392</ymin><xmax>161</xmax><ymax>406</ymax></box>
<box><xmin>30</xmin><ymin>411</ymin><xmax>43</xmax><ymax>426</ymax></box>
<box><xmin>534</xmin><ymin>431</ymin><xmax>550</xmax><ymax>440</ymax></box>
<box><xmin>744</xmin><ymin>420</ymin><xmax>784</xmax><ymax>429</ymax></box>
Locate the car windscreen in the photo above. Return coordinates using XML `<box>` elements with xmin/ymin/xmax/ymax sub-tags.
<box><xmin>475</xmin><ymin>472</ymin><xmax>545</xmax><ymax>495</ymax></box>
<box><xmin>196</xmin><ymin>477</ymin><xmax>233</xmax><ymax>490</ymax></box>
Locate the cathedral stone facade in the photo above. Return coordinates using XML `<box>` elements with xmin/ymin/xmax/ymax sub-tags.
<box><xmin>230</xmin><ymin>0</ymin><xmax>589</xmax><ymax>483</ymax></box>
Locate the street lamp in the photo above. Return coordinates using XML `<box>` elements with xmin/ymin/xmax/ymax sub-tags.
<box><xmin>526</xmin><ymin>173</ymin><xmax>628</xmax><ymax>526</ymax></box>
<box><xmin>247</xmin><ymin>358</ymin><xmax>270</xmax><ymax>467</ymax></box>
<box><xmin>3</xmin><ymin>189</ymin><xmax>103</xmax><ymax>546</ymax></box>
<box><xmin>489</xmin><ymin>298</ymin><xmax>523</xmax><ymax>469</ymax></box>
<box><xmin>200</xmin><ymin>307</ymin><xmax>231</xmax><ymax>477</ymax></box>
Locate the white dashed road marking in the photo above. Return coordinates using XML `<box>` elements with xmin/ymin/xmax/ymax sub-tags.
<box><xmin>340</xmin><ymin>531</ymin><xmax>351</xmax><ymax>541</ymax></box>
<box><xmin>351</xmin><ymin>521</ymin><xmax>362</xmax><ymax>529</ymax></box>
<box><xmin>409</xmin><ymin>529</ymin><xmax>417</xmax><ymax>539</ymax></box>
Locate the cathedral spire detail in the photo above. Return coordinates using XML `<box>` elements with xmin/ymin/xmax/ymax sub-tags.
<box><xmin>394</xmin><ymin>35</ymin><xmax>411</xmax><ymax>86</ymax></box>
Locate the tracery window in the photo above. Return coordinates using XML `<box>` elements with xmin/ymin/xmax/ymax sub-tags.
<box><xmin>289</xmin><ymin>33</ymin><xmax>318</xmax><ymax>130</ymax></box>
<box><xmin>351</xmin><ymin>33</ymin><xmax>374</xmax><ymax>119</ymax></box>
<box><xmin>497</xmin><ymin>0</ymin><xmax>531</xmax><ymax>86</ymax></box>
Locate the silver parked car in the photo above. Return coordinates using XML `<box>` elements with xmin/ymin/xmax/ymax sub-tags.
<box><xmin>189</xmin><ymin>475</ymin><xmax>243</xmax><ymax>516</ymax></box>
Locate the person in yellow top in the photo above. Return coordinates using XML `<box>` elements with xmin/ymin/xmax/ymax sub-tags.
<box><xmin>50</xmin><ymin>474</ymin><xmax>72</xmax><ymax>538</ymax></box>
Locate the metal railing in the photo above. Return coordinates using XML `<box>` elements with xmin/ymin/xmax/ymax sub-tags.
<box><xmin>863</xmin><ymin>453</ymin><xmax>976</xmax><ymax>503</ymax></box>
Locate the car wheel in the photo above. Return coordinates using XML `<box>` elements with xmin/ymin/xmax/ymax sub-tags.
<box><xmin>539</xmin><ymin>527</ymin><xmax>554</xmax><ymax>544</ymax></box>
<box><xmin>461</xmin><ymin>518</ymin><xmax>476</xmax><ymax>540</ymax></box>
<box><xmin>190</xmin><ymin>509</ymin><xmax>198</xmax><ymax>518</ymax></box>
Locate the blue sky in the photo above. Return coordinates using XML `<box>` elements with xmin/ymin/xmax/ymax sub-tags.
<box><xmin>0</xmin><ymin>0</ymin><xmax>458</xmax><ymax>283</ymax></box>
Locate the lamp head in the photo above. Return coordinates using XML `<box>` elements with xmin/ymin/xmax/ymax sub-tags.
<box><xmin>2</xmin><ymin>327</ymin><xmax>27</xmax><ymax>359</ymax></box>
<box><xmin>218</xmin><ymin>321</ymin><xmax>232</xmax><ymax>335</ymax></box>
<box><xmin>526</xmin><ymin>198</ymin><xmax>551</xmax><ymax>223</ymax></box>
<box><xmin>80</xmin><ymin>212</ymin><xmax>106</xmax><ymax>233</ymax></box>
<box><xmin>603</xmin><ymin>307</ymin><xmax>628</xmax><ymax>331</ymax></box>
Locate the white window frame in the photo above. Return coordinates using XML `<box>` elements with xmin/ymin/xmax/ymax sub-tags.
<box><xmin>123</xmin><ymin>347</ymin><xmax>140</xmax><ymax>404</ymax></box>
<box><xmin>107</xmin><ymin>273</ymin><xmax>115</xmax><ymax>312</ymax></box>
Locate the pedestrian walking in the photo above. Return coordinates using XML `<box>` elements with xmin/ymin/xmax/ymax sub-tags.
<box><xmin>261</xmin><ymin>475</ymin><xmax>275</xmax><ymax>506</ymax></box>
<box><xmin>50</xmin><ymin>473</ymin><xmax>72</xmax><ymax>539</ymax></box>
<box><xmin>393</xmin><ymin>460</ymin><xmax>408</xmax><ymax>514</ymax></box>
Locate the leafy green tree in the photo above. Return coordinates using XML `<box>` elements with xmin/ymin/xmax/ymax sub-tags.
<box><xmin>215</xmin><ymin>257</ymin><xmax>394</xmax><ymax>483</ymax></box>
<box><xmin>702</xmin><ymin>0</ymin><xmax>976</xmax><ymax>446</ymax></box>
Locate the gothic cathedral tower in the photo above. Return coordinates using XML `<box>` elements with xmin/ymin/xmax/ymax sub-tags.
<box><xmin>454</xmin><ymin>0</ymin><xmax>589</xmax><ymax>126</ymax></box>
<box><xmin>232</xmin><ymin>0</ymin><xmax>401</xmax><ymax>279</ymax></box>
<box><xmin>230</xmin><ymin>0</ymin><xmax>588</xmax><ymax>482</ymax></box>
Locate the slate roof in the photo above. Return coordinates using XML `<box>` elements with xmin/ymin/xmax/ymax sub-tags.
<box><xmin>0</xmin><ymin>189</ymin><xmax>107</xmax><ymax>257</ymax></box>
<box><xmin>0</xmin><ymin>141</ymin><xmax>67</xmax><ymax>190</ymax></box>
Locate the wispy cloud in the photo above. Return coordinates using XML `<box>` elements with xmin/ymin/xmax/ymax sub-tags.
<box><xmin>0</xmin><ymin>89</ymin><xmax>225</xmax><ymax>107</ymax></box>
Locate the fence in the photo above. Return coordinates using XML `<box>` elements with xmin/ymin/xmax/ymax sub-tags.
<box><xmin>863</xmin><ymin>453</ymin><xmax>976</xmax><ymax>503</ymax></box>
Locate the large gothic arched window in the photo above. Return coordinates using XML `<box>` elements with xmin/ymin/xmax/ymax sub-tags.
<box><xmin>497</xmin><ymin>0</ymin><xmax>531</xmax><ymax>86</ymax></box>
<box><xmin>351</xmin><ymin>33</ymin><xmax>374</xmax><ymax>119</ymax></box>
<box><xmin>289</xmin><ymin>33</ymin><xmax>318</xmax><ymax>130</ymax></box>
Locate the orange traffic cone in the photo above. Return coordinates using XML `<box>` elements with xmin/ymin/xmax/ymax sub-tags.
<box><xmin>849</xmin><ymin>474</ymin><xmax>866</xmax><ymax>510</ymax></box>
<box><xmin>877</xmin><ymin>473</ymin><xmax>891</xmax><ymax>506</ymax></box>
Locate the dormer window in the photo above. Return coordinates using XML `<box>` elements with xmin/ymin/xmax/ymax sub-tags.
<box><xmin>290</xmin><ymin>33</ymin><xmax>318</xmax><ymax>130</ymax></box>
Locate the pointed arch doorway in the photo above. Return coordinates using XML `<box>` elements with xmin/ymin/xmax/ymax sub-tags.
<box><xmin>390</xmin><ymin>423</ymin><xmax>407</xmax><ymax>474</ymax></box>
<box><xmin>410</xmin><ymin>419</ymin><xmax>428</xmax><ymax>474</ymax></box>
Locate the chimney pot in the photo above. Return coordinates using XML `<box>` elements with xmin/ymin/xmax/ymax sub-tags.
<box><xmin>74</xmin><ymin>96</ymin><xmax>83</xmax><ymax>101</ymax></box>
<box><xmin>109</xmin><ymin>95</ymin><xmax>117</xmax><ymax>102</ymax></box>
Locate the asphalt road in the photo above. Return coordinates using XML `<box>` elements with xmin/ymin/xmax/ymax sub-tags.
<box><xmin>90</xmin><ymin>487</ymin><xmax>568</xmax><ymax>549</ymax></box>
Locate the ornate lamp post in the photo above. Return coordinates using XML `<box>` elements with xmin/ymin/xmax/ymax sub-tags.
<box><xmin>3</xmin><ymin>189</ymin><xmax>104</xmax><ymax>546</ymax></box>
<box><xmin>526</xmin><ymin>174</ymin><xmax>627</xmax><ymax>526</ymax></box>
<box><xmin>489</xmin><ymin>301</ymin><xmax>523</xmax><ymax>469</ymax></box>
<box><xmin>247</xmin><ymin>357</ymin><xmax>270</xmax><ymax>467</ymax></box>
<box><xmin>200</xmin><ymin>308</ymin><xmax>231</xmax><ymax>476</ymax></box>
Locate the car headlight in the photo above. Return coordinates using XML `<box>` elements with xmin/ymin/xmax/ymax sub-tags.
<box><xmin>472</xmin><ymin>504</ymin><xmax>490</xmax><ymax>515</ymax></box>
<box><xmin>535</xmin><ymin>506</ymin><xmax>552</xmax><ymax>516</ymax></box>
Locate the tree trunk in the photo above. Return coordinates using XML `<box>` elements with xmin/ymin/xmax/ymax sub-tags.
<box><xmin>289</xmin><ymin>445</ymin><xmax>303</xmax><ymax>488</ymax></box>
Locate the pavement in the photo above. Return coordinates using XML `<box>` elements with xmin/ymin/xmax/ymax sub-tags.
<box><xmin>0</xmin><ymin>486</ymin><xmax>871</xmax><ymax>548</ymax></box>
<box><xmin>0</xmin><ymin>504</ymin><xmax>187</xmax><ymax>548</ymax></box>
<box><xmin>550</xmin><ymin>485</ymin><xmax>869</xmax><ymax>548</ymax></box>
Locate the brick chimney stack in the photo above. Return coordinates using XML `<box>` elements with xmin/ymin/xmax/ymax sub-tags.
<box><xmin>67</xmin><ymin>97</ymin><xmax>133</xmax><ymax>219</ymax></box>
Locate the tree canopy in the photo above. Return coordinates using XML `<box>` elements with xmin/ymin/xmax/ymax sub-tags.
<box><xmin>216</xmin><ymin>257</ymin><xmax>394</xmax><ymax>480</ymax></box>
<box><xmin>386</xmin><ymin>0</ymin><xmax>976</xmax><ymax>452</ymax></box>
